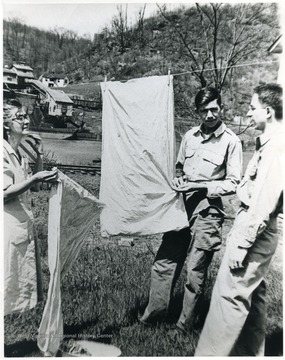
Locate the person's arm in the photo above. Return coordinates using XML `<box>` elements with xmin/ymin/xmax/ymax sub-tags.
<box><xmin>228</xmin><ymin>147</ymin><xmax>284</xmax><ymax>269</ymax></box>
<box><xmin>25</xmin><ymin>133</ymin><xmax>44</xmax><ymax>192</ymax></box>
<box><xmin>236</xmin><ymin>151</ymin><xmax>283</xmax><ymax>247</ymax></box>
<box><xmin>31</xmin><ymin>153</ymin><xmax>44</xmax><ymax>192</ymax></box>
<box><xmin>4</xmin><ymin>169</ymin><xmax>58</xmax><ymax>202</ymax></box>
<box><xmin>172</xmin><ymin>138</ymin><xmax>243</xmax><ymax>194</ymax></box>
<box><xmin>205</xmin><ymin>138</ymin><xmax>243</xmax><ymax>197</ymax></box>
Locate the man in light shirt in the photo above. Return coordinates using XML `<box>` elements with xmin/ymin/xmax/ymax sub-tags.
<box><xmin>195</xmin><ymin>83</ymin><xmax>283</xmax><ymax>356</ymax></box>
<box><xmin>140</xmin><ymin>87</ymin><xmax>243</xmax><ymax>333</ymax></box>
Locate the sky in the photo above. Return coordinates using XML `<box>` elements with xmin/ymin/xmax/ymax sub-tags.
<box><xmin>3</xmin><ymin>1</ymin><xmax>187</xmax><ymax>37</ymax></box>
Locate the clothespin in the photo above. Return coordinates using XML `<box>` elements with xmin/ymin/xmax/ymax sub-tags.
<box><xmin>168</xmin><ymin>68</ymin><xmax>171</xmax><ymax>86</ymax></box>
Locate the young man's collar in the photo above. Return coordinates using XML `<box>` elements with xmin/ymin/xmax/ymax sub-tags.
<box><xmin>256</xmin><ymin>127</ymin><xmax>282</xmax><ymax>150</ymax></box>
<box><xmin>195</xmin><ymin>121</ymin><xmax>226</xmax><ymax>137</ymax></box>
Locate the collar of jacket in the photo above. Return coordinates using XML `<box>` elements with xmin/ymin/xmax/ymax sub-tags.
<box><xmin>194</xmin><ymin>121</ymin><xmax>226</xmax><ymax>138</ymax></box>
<box><xmin>256</xmin><ymin>130</ymin><xmax>276</xmax><ymax>150</ymax></box>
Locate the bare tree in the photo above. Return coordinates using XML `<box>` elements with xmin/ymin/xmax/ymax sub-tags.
<box><xmin>136</xmin><ymin>4</ymin><xmax>147</xmax><ymax>48</ymax></box>
<box><xmin>52</xmin><ymin>27</ymin><xmax>69</xmax><ymax>50</ymax></box>
<box><xmin>156</xmin><ymin>3</ymin><xmax>279</xmax><ymax>90</ymax></box>
<box><xmin>66</xmin><ymin>30</ymin><xmax>78</xmax><ymax>43</ymax></box>
<box><xmin>112</xmin><ymin>4</ymin><xmax>129</xmax><ymax>53</ymax></box>
<box><xmin>6</xmin><ymin>17</ymin><xmax>26</xmax><ymax>62</ymax></box>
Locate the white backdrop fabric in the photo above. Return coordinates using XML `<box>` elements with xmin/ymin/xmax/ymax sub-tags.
<box><xmin>99</xmin><ymin>75</ymin><xmax>188</xmax><ymax>236</ymax></box>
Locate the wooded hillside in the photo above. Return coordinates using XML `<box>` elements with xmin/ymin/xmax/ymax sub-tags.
<box><xmin>3</xmin><ymin>3</ymin><xmax>281</xmax><ymax>121</ymax></box>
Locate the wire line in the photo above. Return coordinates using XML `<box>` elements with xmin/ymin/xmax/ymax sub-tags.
<box><xmin>171</xmin><ymin>60</ymin><xmax>279</xmax><ymax>77</ymax></box>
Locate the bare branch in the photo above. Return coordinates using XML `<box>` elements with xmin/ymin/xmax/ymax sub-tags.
<box><xmin>156</xmin><ymin>3</ymin><xmax>199</xmax><ymax>67</ymax></box>
<box><xmin>195</xmin><ymin>4</ymin><xmax>211</xmax><ymax>60</ymax></box>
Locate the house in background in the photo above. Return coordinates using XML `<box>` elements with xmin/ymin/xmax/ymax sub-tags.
<box><xmin>39</xmin><ymin>72</ymin><xmax>69</xmax><ymax>88</ymax></box>
<box><xmin>46</xmin><ymin>88</ymin><xmax>73</xmax><ymax>117</ymax></box>
<box><xmin>11</xmin><ymin>63</ymin><xmax>35</xmax><ymax>87</ymax></box>
<box><xmin>27</xmin><ymin>79</ymin><xmax>73</xmax><ymax>118</ymax></box>
<box><xmin>3</xmin><ymin>63</ymin><xmax>35</xmax><ymax>89</ymax></box>
<box><xmin>3</xmin><ymin>67</ymin><xmax>18</xmax><ymax>88</ymax></box>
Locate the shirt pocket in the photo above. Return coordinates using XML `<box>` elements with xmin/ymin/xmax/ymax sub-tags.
<box><xmin>201</xmin><ymin>151</ymin><xmax>225</xmax><ymax>178</ymax></box>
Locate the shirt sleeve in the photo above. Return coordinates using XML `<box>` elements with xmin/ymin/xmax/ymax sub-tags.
<box><xmin>236</xmin><ymin>152</ymin><xmax>259</xmax><ymax>206</ymax></box>
<box><xmin>3</xmin><ymin>152</ymin><xmax>15</xmax><ymax>191</ymax></box>
<box><xmin>232</xmin><ymin>147</ymin><xmax>284</xmax><ymax>248</ymax></box>
<box><xmin>206</xmin><ymin>138</ymin><xmax>243</xmax><ymax>198</ymax></box>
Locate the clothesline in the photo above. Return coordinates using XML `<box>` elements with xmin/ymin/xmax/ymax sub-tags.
<box><xmin>104</xmin><ymin>59</ymin><xmax>279</xmax><ymax>82</ymax></box>
<box><xmin>170</xmin><ymin>60</ymin><xmax>279</xmax><ymax>77</ymax></box>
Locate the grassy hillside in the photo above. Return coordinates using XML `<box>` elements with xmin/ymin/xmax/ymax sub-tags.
<box><xmin>57</xmin><ymin>82</ymin><xmax>101</xmax><ymax>99</ymax></box>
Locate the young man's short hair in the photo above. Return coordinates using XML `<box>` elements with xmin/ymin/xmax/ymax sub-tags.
<box><xmin>195</xmin><ymin>87</ymin><xmax>222</xmax><ymax>110</ymax></box>
<box><xmin>254</xmin><ymin>83</ymin><xmax>283</xmax><ymax>120</ymax></box>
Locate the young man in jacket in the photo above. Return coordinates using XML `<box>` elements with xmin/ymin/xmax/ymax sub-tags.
<box><xmin>195</xmin><ymin>83</ymin><xmax>283</xmax><ymax>356</ymax></box>
<box><xmin>140</xmin><ymin>87</ymin><xmax>243</xmax><ymax>333</ymax></box>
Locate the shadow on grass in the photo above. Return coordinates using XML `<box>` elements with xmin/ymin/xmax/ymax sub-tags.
<box><xmin>169</xmin><ymin>292</ymin><xmax>211</xmax><ymax>329</ymax></box>
<box><xmin>128</xmin><ymin>290</ymin><xmax>211</xmax><ymax>328</ymax></box>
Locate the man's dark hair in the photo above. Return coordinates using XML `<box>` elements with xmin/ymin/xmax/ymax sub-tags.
<box><xmin>254</xmin><ymin>83</ymin><xmax>283</xmax><ymax>120</ymax></box>
<box><xmin>195</xmin><ymin>87</ymin><xmax>221</xmax><ymax>109</ymax></box>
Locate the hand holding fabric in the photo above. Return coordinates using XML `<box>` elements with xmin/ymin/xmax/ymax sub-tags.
<box><xmin>172</xmin><ymin>175</ymin><xmax>187</xmax><ymax>188</ymax></box>
<box><xmin>171</xmin><ymin>177</ymin><xmax>207</xmax><ymax>193</ymax></box>
<box><xmin>34</xmin><ymin>168</ymin><xmax>58</xmax><ymax>183</ymax></box>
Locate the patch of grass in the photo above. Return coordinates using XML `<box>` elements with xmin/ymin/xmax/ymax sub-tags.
<box><xmin>4</xmin><ymin>168</ymin><xmax>283</xmax><ymax>357</ymax></box>
<box><xmin>57</xmin><ymin>82</ymin><xmax>101</xmax><ymax>100</ymax></box>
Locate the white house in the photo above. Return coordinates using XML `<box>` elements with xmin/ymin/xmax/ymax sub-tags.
<box><xmin>47</xmin><ymin>88</ymin><xmax>73</xmax><ymax>116</ymax></box>
<box><xmin>39</xmin><ymin>72</ymin><xmax>69</xmax><ymax>88</ymax></box>
<box><xmin>27</xmin><ymin>79</ymin><xmax>73</xmax><ymax>117</ymax></box>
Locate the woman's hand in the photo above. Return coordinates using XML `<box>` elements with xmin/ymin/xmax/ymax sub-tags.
<box><xmin>4</xmin><ymin>168</ymin><xmax>58</xmax><ymax>200</ymax></box>
<box><xmin>33</xmin><ymin>168</ymin><xmax>58</xmax><ymax>183</ymax></box>
<box><xmin>25</xmin><ymin>133</ymin><xmax>44</xmax><ymax>156</ymax></box>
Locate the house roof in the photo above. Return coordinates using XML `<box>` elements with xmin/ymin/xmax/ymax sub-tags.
<box><xmin>15</xmin><ymin>70</ymin><xmax>35</xmax><ymax>78</ymax></box>
<box><xmin>42</xmin><ymin>72</ymin><xmax>66</xmax><ymax>79</ymax></box>
<box><xmin>27</xmin><ymin>79</ymin><xmax>73</xmax><ymax>104</ymax></box>
<box><xmin>48</xmin><ymin>88</ymin><xmax>73</xmax><ymax>104</ymax></box>
<box><xmin>267</xmin><ymin>34</ymin><xmax>282</xmax><ymax>54</ymax></box>
<box><xmin>13</xmin><ymin>63</ymin><xmax>34</xmax><ymax>71</ymax></box>
<box><xmin>3</xmin><ymin>68</ymin><xmax>17</xmax><ymax>76</ymax></box>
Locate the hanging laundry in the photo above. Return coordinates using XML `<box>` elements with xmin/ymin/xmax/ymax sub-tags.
<box><xmin>100</xmin><ymin>75</ymin><xmax>188</xmax><ymax>236</ymax></box>
<box><xmin>37</xmin><ymin>171</ymin><xmax>104</xmax><ymax>356</ymax></box>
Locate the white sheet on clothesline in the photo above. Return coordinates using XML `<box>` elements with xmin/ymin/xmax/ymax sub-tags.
<box><xmin>99</xmin><ymin>75</ymin><xmax>188</xmax><ymax>236</ymax></box>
